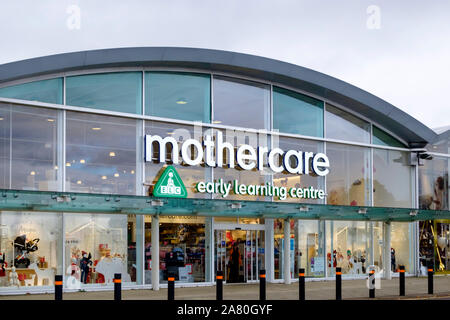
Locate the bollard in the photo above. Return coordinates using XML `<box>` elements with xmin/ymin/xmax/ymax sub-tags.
<box><xmin>369</xmin><ymin>269</ymin><xmax>375</xmax><ymax>298</ymax></box>
<box><xmin>259</xmin><ymin>269</ymin><xmax>266</xmax><ymax>301</ymax></box>
<box><xmin>114</xmin><ymin>273</ymin><xmax>122</xmax><ymax>301</ymax></box>
<box><xmin>168</xmin><ymin>276</ymin><xmax>175</xmax><ymax>300</ymax></box>
<box><xmin>428</xmin><ymin>262</ymin><xmax>434</xmax><ymax>295</ymax></box>
<box><xmin>54</xmin><ymin>275</ymin><xmax>63</xmax><ymax>301</ymax></box>
<box><xmin>399</xmin><ymin>265</ymin><xmax>405</xmax><ymax>296</ymax></box>
<box><xmin>216</xmin><ymin>270</ymin><xmax>223</xmax><ymax>301</ymax></box>
<box><xmin>335</xmin><ymin>267</ymin><xmax>342</xmax><ymax>300</ymax></box>
<box><xmin>298</xmin><ymin>268</ymin><xmax>305</xmax><ymax>301</ymax></box>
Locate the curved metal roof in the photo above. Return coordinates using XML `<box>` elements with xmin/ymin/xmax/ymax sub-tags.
<box><xmin>0</xmin><ymin>46</ymin><xmax>437</xmax><ymax>147</ymax></box>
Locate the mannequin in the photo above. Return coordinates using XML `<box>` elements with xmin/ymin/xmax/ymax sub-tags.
<box><xmin>9</xmin><ymin>266</ymin><xmax>20</xmax><ymax>287</ymax></box>
<box><xmin>80</xmin><ymin>251</ymin><xmax>92</xmax><ymax>284</ymax></box>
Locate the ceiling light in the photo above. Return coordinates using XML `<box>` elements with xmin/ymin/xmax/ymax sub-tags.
<box><xmin>167</xmin><ymin>132</ymin><xmax>174</xmax><ymax>135</ymax></box>
<box><xmin>30</xmin><ymin>171</ymin><xmax>36</xmax><ymax>176</ymax></box>
<box><xmin>101</xmin><ymin>176</ymin><xmax>107</xmax><ymax>180</ymax></box>
<box><xmin>109</xmin><ymin>152</ymin><xmax>116</xmax><ymax>157</ymax></box>
<box><xmin>54</xmin><ymin>166</ymin><xmax>59</xmax><ymax>170</ymax></box>
<box><xmin>92</xmin><ymin>127</ymin><xmax>101</xmax><ymax>131</ymax></box>
<box><xmin>212</xmin><ymin>120</ymin><xmax>222</xmax><ymax>124</ymax></box>
<box><xmin>76</xmin><ymin>180</ymin><xmax>82</xmax><ymax>185</ymax></box>
<box><xmin>114</xmin><ymin>173</ymin><xmax>119</xmax><ymax>177</ymax></box>
<box><xmin>80</xmin><ymin>159</ymin><xmax>86</xmax><ymax>164</ymax></box>
<box><xmin>47</xmin><ymin>119</ymin><xmax>55</xmax><ymax>122</ymax></box>
<box><xmin>176</xmin><ymin>98</ymin><xmax>187</xmax><ymax>105</ymax></box>
<box><xmin>131</xmin><ymin>170</ymin><xmax>135</xmax><ymax>174</ymax></box>
<box><xmin>66</xmin><ymin>162</ymin><xmax>71</xmax><ymax>167</ymax></box>
<box><xmin>0</xmin><ymin>117</ymin><xmax>3</xmax><ymax>120</ymax></box>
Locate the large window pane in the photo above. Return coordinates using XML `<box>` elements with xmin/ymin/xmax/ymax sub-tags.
<box><xmin>326</xmin><ymin>143</ymin><xmax>371</xmax><ymax>206</ymax></box>
<box><xmin>0</xmin><ymin>78</ymin><xmax>63</xmax><ymax>105</ymax></box>
<box><xmin>273</xmin><ymin>87</ymin><xmax>323</xmax><ymax>137</ymax></box>
<box><xmin>0</xmin><ymin>211</ymin><xmax>62</xmax><ymax>290</ymax></box>
<box><xmin>294</xmin><ymin>220</ymin><xmax>325</xmax><ymax>278</ymax></box>
<box><xmin>145</xmin><ymin>121</ymin><xmax>209</xmax><ymax>199</ymax></box>
<box><xmin>419</xmin><ymin>157</ymin><xmax>448</xmax><ymax>210</ymax></box>
<box><xmin>64</xmin><ymin>213</ymin><xmax>133</xmax><ymax>288</ymax></box>
<box><xmin>66</xmin><ymin>112</ymin><xmax>137</xmax><ymax>195</ymax></box>
<box><xmin>391</xmin><ymin>222</ymin><xmax>413</xmax><ymax>273</ymax></box>
<box><xmin>273</xmin><ymin>137</ymin><xmax>324</xmax><ymax>203</ymax></box>
<box><xmin>373</xmin><ymin>126</ymin><xmax>406</xmax><ymax>148</ymax></box>
<box><xmin>373</xmin><ymin>149</ymin><xmax>412</xmax><ymax>208</ymax></box>
<box><xmin>0</xmin><ymin>103</ymin><xmax>59</xmax><ymax>191</ymax></box>
<box><xmin>145</xmin><ymin>72</ymin><xmax>210</xmax><ymax>122</ymax></box>
<box><xmin>66</xmin><ymin>72</ymin><xmax>142</xmax><ymax>114</ymax></box>
<box><xmin>213</xmin><ymin>76</ymin><xmax>269</xmax><ymax>130</ymax></box>
<box><xmin>325</xmin><ymin>104</ymin><xmax>370</xmax><ymax>143</ymax></box>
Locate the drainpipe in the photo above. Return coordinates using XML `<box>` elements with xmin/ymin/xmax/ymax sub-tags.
<box><xmin>284</xmin><ymin>218</ymin><xmax>291</xmax><ymax>284</ymax></box>
<box><xmin>152</xmin><ymin>215</ymin><xmax>160</xmax><ymax>290</ymax></box>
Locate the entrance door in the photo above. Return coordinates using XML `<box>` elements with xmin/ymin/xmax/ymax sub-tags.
<box><xmin>215</xmin><ymin>229</ymin><xmax>264</xmax><ymax>283</ymax></box>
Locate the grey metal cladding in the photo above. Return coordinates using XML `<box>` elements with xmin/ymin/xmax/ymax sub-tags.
<box><xmin>0</xmin><ymin>47</ymin><xmax>438</xmax><ymax>147</ymax></box>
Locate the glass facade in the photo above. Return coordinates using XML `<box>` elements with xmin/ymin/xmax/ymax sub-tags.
<box><xmin>273</xmin><ymin>87</ymin><xmax>323</xmax><ymax>137</ymax></box>
<box><xmin>0</xmin><ymin>78</ymin><xmax>63</xmax><ymax>105</ymax></box>
<box><xmin>0</xmin><ymin>67</ymin><xmax>444</xmax><ymax>292</ymax></box>
<box><xmin>66</xmin><ymin>72</ymin><xmax>142</xmax><ymax>114</ymax></box>
<box><xmin>213</xmin><ymin>76</ymin><xmax>270</xmax><ymax>129</ymax></box>
<box><xmin>145</xmin><ymin>72</ymin><xmax>210</xmax><ymax>123</ymax></box>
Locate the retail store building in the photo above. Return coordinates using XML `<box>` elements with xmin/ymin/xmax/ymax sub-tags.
<box><xmin>0</xmin><ymin>47</ymin><xmax>448</xmax><ymax>293</ymax></box>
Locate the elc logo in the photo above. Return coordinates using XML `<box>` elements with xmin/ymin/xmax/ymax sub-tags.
<box><xmin>153</xmin><ymin>166</ymin><xmax>187</xmax><ymax>198</ymax></box>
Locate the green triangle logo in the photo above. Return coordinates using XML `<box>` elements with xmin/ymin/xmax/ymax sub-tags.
<box><xmin>153</xmin><ymin>166</ymin><xmax>187</xmax><ymax>198</ymax></box>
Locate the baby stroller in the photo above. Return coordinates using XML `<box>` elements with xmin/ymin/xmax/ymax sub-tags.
<box><xmin>13</xmin><ymin>235</ymin><xmax>39</xmax><ymax>268</ymax></box>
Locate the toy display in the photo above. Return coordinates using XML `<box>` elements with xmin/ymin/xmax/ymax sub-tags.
<box><xmin>8</xmin><ymin>266</ymin><xmax>19</xmax><ymax>288</ymax></box>
<box><xmin>0</xmin><ymin>253</ymin><xmax>7</xmax><ymax>277</ymax></box>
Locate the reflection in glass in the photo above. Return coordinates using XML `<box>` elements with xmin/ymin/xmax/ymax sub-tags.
<box><xmin>64</xmin><ymin>213</ymin><xmax>132</xmax><ymax>288</ymax></box>
<box><xmin>145</xmin><ymin>72</ymin><xmax>210</xmax><ymax>122</ymax></box>
<box><xmin>373</xmin><ymin>149</ymin><xmax>412</xmax><ymax>208</ymax></box>
<box><xmin>0</xmin><ymin>78</ymin><xmax>63</xmax><ymax>105</ymax></box>
<box><xmin>325</xmin><ymin>104</ymin><xmax>370</xmax><ymax>143</ymax></box>
<box><xmin>273</xmin><ymin>87</ymin><xmax>323</xmax><ymax>137</ymax></box>
<box><xmin>326</xmin><ymin>143</ymin><xmax>370</xmax><ymax>206</ymax></box>
<box><xmin>213</xmin><ymin>76</ymin><xmax>269</xmax><ymax>130</ymax></box>
<box><xmin>273</xmin><ymin>219</ymin><xmax>295</xmax><ymax>280</ymax></box>
<box><xmin>373</xmin><ymin>126</ymin><xmax>405</xmax><ymax>148</ymax></box>
<box><xmin>66</xmin><ymin>72</ymin><xmax>142</xmax><ymax>114</ymax></box>
<box><xmin>66</xmin><ymin>112</ymin><xmax>136</xmax><ymax>195</ymax></box>
<box><xmin>419</xmin><ymin>157</ymin><xmax>448</xmax><ymax>210</ymax></box>
<box><xmin>0</xmin><ymin>211</ymin><xmax>62</xmax><ymax>289</ymax></box>
<box><xmin>391</xmin><ymin>222</ymin><xmax>412</xmax><ymax>273</ymax></box>
<box><xmin>294</xmin><ymin>220</ymin><xmax>325</xmax><ymax>278</ymax></box>
<box><xmin>0</xmin><ymin>103</ymin><xmax>59</xmax><ymax>191</ymax></box>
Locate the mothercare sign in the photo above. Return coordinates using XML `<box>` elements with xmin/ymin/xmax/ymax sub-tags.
<box><xmin>146</xmin><ymin>131</ymin><xmax>329</xmax><ymax>200</ymax></box>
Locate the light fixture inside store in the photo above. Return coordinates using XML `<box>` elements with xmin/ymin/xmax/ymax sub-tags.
<box><xmin>54</xmin><ymin>166</ymin><xmax>59</xmax><ymax>170</ymax></box>
<box><xmin>92</xmin><ymin>127</ymin><xmax>101</xmax><ymax>131</ymax></box>
<box><xmin>176</xmin><ymin>98</ymin><xmax>187</xmax><ymax>105</ymax></box>
<box><xmin>0</xmin><ymin>117</ymin><xmax>3</xmax><ymax>120</ymax></box>
<box><xmin>131</xmin><ymin>170</ymin><xmax>135</xmax><ymax>174</ymax></box>
<box><xmin>212</xmin><ymin>120</ymin><xmax>222</xmax><ymax>124</ymax></box>
<box><xmin>66</xmin><ymin>162</ymin><xmax>71</xmax><ymax>167</ymax></box>
<box><xmin>80</xmin><ymin>159</ymin><xmax>86</xmax><ymax>164</ymax></box>
<box><xmin>101</xmin><ymin>176</ymin><xmax>107</xmax><ymax>180</ymax></box>
<box><xmin>47</xmin><ymin>119</ymin><xmax>55</xmax><ymax>122</ymax></box>
<box><xmin>114</xmin><ymin>173</ymin><xmax>119</xmax><ymax>177</ymax></box>
<box><xmin>77</xmin><ymin>180</ymin><xmax>82</xmax><ymax>185</ymax></box>
<box><xmin>109</xmin><ymin>152</ymin><xmax>116</xmax><ymax>157</ymax></box>
<box><xmin>30</xmin><ymin>171</ymin><xmax>36</xmax><ymax>176</ymax></box>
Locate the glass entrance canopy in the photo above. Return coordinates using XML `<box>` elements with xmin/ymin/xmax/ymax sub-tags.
<box><xmin>1</xmin><ymin>189</ymin><xmax>449</xmax><ymax>222</ymax></box>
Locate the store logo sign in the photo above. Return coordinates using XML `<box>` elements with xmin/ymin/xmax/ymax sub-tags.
<box><xmin>153</xmin><ymin>166</ymin><xmax>187</xmax><ymax>198</ymax></box>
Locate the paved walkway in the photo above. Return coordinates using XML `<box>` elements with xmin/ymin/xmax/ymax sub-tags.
<box><xmin>0</xmin><ymin>276</ymin><xmax>449</xmax><ymax>300</ymax></box>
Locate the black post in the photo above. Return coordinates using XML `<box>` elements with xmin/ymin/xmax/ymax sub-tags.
<box><xmin>216</xmin><ymin>270</ymin><xmax>223</xmax><ymax>301</ymax></box>
<box><xmin>54</xmin><ymin>275</ymin><xmax>63</xmax><ymax>301</ymax></box>
<box><xmin>259</xmin><ymin>269</ymin><xmax>266</xmax><ymax>301</ymax></box>
<box><xmin>299</xmin><ymin>268</ymin><xmax>305</xmax><ymax>301</ymax></box>
<box><xmin>335</xmin><ymin>267</ymin><xmax>342</xmax><ymax>300</ymax></box>
<box><xmin>369</xmin><ymin>270</ymin><xmax>375</xmax><ymax>298</ymax></box>
<box><xmin>428</xmin><ymin>262</ymin><xmax>434</xmax><ymax>295</ymax></box>
<box><xmin>168</xmin><ymin>276</ymin><xmax>175</xmax><ymax>300</ymax></box>
<box><xmin>399</xmin><ymin>265</ymin><xmax>405</xmax><ymax>296</ymax></box>
<box><xmin>114</xmin><ymin>273</ymin><xmax>121</xmax><ymax>301</ymax></box>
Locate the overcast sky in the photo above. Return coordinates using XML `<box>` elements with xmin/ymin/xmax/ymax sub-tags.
<box><xmin>0</xmin><ymin>1</ymin><xmax>449</xmax><ymax>131</ymax></box>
